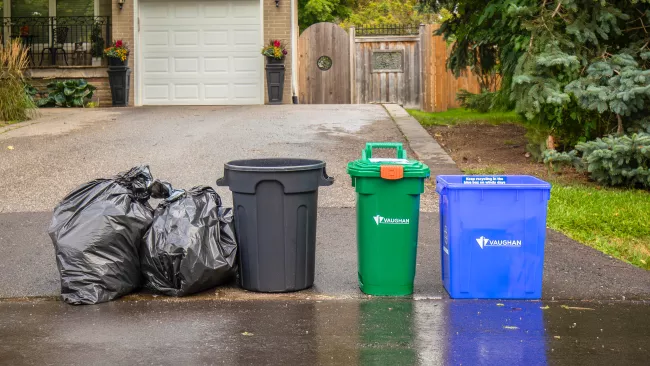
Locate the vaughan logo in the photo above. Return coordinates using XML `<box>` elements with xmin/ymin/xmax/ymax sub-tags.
<box><xmin>476</xmin><ymin>236</ymin><xmax>522</xmax><ymax>249</ymax></box>
<box><xmin>373</xmin><ymin>215</ymin><xmax>410</xmax><ymax>225</ymax></box>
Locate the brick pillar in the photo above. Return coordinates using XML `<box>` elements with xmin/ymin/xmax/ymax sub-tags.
<box><xmin>264</xmin><ymin>0</ymin><xmax>293</xmax><ymax>104</ymax></box>
<box><xmin>112</xmin><ymin>0</ymin><xmax>135</xmax><ymax>106</ymax></box>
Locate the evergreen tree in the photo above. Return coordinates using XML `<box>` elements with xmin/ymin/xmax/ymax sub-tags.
<box><xmin>423</xmin><ymin>0</ymin><xmax>650</xmax><ymax>149</ymax></box>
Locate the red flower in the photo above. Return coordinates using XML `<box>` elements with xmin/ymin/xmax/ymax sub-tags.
<box><xmin>116</xmin><ymin>40</ymin><xmax>123</xmax><ymax>48</ymax></box>
<box><xmin>273</xmin><ymin>40</ymin><xmax>280</xmax><ymax>47</ymax></box>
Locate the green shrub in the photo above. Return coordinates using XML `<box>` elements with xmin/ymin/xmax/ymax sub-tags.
<box><xmin>0</xmin><ymin>40</ymin><xmax>36</xmax><ymax>121</ymax></box>
<box><xmin>24</xmin><ymin>83</ymin><xmax>39</xmax><ymax>102</ymax></box>
<box><xmin>456</xmin><ymin>89</ymin><xmax>493</xmax><ymax>113</ymax></box>
<box><xmin>544</xmin><ymin>133</ymin><xmax>650</xmax><ymax>188</ymax></box>
<box><xmin>37</xmin><ymin>79</ymin><xmax>97</xmax><ymax>108</ymax></box>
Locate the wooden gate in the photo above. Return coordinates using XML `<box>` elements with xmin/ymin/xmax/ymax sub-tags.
<box><xmin>353</xmin><ymin>33</ymin><xmax>421</xmax><ymax>108</ymax></box>
<box><xmin>298</xmin><ymin>23</ymin><xmax>351</xmax><ymax>104</ymax></box>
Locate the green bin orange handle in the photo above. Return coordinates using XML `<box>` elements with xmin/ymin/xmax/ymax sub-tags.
<box><xmin>362</xmin><ymin>142</ymin><xmax>407</xmax><ymax>160</ymax></box>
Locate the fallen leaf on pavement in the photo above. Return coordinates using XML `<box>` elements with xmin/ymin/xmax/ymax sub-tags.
<box><xmin>561</xmin><ymin>305</ymin><xmax>595</xmax><ymax>311</ymax></box>
<box><xmin>241</xmin><ymin>332</ymin><xmax>254</xmax><ymax>336</ymax></box>
<box><xmin>7</xmin><ymin>146</ymin><xmax>14</xmax><ymax>150</ymax></box>
<box><xmin>540</xmin><ymin>306</ymin><xmax>550</xmax><ymax>310</ymax></box>
<box><xmin>554</xmin><ymin>336</ymin><xmax>561</xmax><ymax>339</ymax></box>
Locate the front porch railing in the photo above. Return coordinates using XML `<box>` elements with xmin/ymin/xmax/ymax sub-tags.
<box><xmin>1</xmin><ymin>16</ymin><xmax>111</xmax><ymax>67</ymax></box>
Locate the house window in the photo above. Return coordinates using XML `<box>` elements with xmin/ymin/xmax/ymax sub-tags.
<box><xmin>8</xmin><ymin>0</ymin><xmax>97</xmax><ymax>18</ymax></box>
<box><xmin>11</xmin><ymin>0</ymin><xmax>50</xmax><ymax>17</ymax></box>
<box><xmin>56</xmin><ymin>0</ymin><xmax>93</xmax><ymax>17</ymax></box>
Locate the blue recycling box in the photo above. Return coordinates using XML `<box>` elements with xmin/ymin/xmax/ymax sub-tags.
<box><xmin>436</xmin><ymin>175</ymin><xmax>551</xmax><ymax>299</ymax></box>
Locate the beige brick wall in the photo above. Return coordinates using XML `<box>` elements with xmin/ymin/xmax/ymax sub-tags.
<box><xmin>263</xmin><ymin>0</ymin><xmax>294</xmax><ymax>104</ymax></box>
<box><xmin>110</xmin><ymin>0</ymin><xmax>295</xmax><ymax>106</ymax></box>
<box><xmin>111</xmin><ymin>0</ymin><xmax>135</xmax><ymax>106</ymax></box>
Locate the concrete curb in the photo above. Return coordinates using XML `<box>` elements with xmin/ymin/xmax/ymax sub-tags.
<box><xmin>382</xmin><ymin>104</ymin><xmax>461</xmax><ymax>176</ymax></box>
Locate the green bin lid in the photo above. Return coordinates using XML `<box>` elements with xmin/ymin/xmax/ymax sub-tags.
<box><xmin>347</xmin><ymin>142</ymin><xmax>430</xmax><ymax>178</ymax></box>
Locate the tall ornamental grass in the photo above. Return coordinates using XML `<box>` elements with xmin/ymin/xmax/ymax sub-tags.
<box><xmin>0</xmin><ymin>40</ymin><xmax>36</xmax><ymax>122</ymax></box>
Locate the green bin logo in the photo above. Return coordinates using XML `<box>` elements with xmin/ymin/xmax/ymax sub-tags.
<box><xmin>373</xmin><ymin>215</ymin><xmax>409</xmax><ymax>225</ymax></box>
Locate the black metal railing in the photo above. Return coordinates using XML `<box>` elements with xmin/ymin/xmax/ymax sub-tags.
<box><xmin>1</xmin><ymin>16</ymin><xmax>111</xmax><ymax>67</ymax></box>
<box><xmin>355</xmin><ymin>25</ymin><xmax>421</xmax><ymax>37</ymax></box>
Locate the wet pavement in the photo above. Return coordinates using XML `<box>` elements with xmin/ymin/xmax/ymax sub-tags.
<box><xmin>0</xmin><ymin>299</ymin><xmax>648</xmax><ymax>365</ymax></box>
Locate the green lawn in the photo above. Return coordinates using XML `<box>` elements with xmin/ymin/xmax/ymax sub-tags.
<box><xmin>548</xmin><ymin>184</ymin><xmax>650</xmax><ymax>270</ymax></box>
<box><xmin>407</xmin><ymin>108</ymin><xmax>521</xmax><ymax>126</ymax></box>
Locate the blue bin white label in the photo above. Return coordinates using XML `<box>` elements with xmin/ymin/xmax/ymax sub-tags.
<box><xmin>462</xmin><ymin>176</ymin><xmax>507</xmax><ymax>185</ymax></box>
<box><xmin>476</xmin><ymin>236</ymin><xmax>522</xmax><ymax>249</ymax></box>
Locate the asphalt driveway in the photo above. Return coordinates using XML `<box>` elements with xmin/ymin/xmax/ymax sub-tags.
<box><xmin>0</xmin><ymin>105</ymin><xmax>437</xmax><ymax>212</ymax></box>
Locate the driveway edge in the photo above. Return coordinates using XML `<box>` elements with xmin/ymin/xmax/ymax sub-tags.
<box><xmin>382</xmin><ymin>104</ymin><xmax>461</xmax><ymax>175</ymax></box>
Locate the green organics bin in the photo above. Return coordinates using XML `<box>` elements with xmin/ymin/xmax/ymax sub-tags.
<box><xmin>347</xmin><ymin>142</ymin><xmax>430</xmax><ymax>296</ymax></box>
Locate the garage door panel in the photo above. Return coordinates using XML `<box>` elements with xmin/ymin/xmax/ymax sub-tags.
<box><xmin>143</xmin><ymin>84</ymin><xmax>170</xmax><ymax>100</ymax></box>
<box><xmin>173</xmin><ymin>58</ymin><xmax>199</xmax><ymax>73</ymax></box>
<box><xmin>172</xmin><ymin>31</ymin><xmax>200</xmax><ymax>46</ymax></box>
<box><xmin>204</xmin><ymin>84</ymin><xmax>229</xmax><ymax>100</ymax></box>
<box><xmin>174</xmin><ymin>84</ymin><xmax>200</xmax><ymax>99</ymax></box>
<box><xmin>140</xmin><ymin>0</ymin><xmax>262</xmax><ymax>105</ymax></box>
<box><xmin>143</xmin><ymin>57</ymin><xmax>169</xmax><ymax>73</ymax></box>
<box><xmin>142</xmin><ymin>31</ymin><xmax>169</xmax><ymax>46</ymax></box>
<box><xmin>174</xmin><ymin>3</ymin><xmax>200</xmax><ymax>18</ymax></box>
<box><xmin>203</xmin><ymin>31</ymin><xmax>229</xmax><ymax>46</ymax></box>
<box><xmin>204</xmin><ymin>57</ymin><xmax>229</xmax><ymax>73</ymax></box>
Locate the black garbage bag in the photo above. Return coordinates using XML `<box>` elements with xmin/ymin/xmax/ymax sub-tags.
<box><xmin>140</xmin><ymin>182</ymin><xmax>237</xmax><ymax>296</ymax></box>
<box><xmin>48</xmin><ymin>165</ymin><xmax>154</xmax><ymax>305</ymax></box>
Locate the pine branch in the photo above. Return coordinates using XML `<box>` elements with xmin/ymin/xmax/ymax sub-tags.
<box><xmin>551</xmin><ymin>1</ymin><xmax>562</xmax><ymax>18</ymax></box>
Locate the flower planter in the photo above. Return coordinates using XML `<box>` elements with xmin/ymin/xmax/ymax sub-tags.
<box><xmin>107</xmin><ymin>57</ymin><xmax>127</xmax><ymax>68</ymax></box>
<box><xmin>265</xmin><ymin>57</ymin><xmax>285</xmax><ymax>105</ymax></box>
<box><xmin>107</xmin><ymin>57</ymin><xmax>130</xmax><ymax>107</ymax></box>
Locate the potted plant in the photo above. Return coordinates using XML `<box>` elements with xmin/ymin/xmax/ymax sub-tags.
<box><xmin>104</xmin><ymin>39</ymin><xmax>128</xmax><ymax>67</ymax></box>
<box><xmin>90</xmin><ymin>23</ymin><xmax>105</xmax><ymax>67</ymax></box>
<box><xmin>261</xmin><ymin>40</ymin><xmax>287</xmax><ymax>104</ymax></box>
<box><xmin>104</xmin><ymin>40</ymin><xmax>131</xmax><ymax>106</ymax></box>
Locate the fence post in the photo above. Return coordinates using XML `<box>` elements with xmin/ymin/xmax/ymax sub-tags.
<box><xmin>419</xmin><ymin>24</ymin><xmax>425</xmax><ymax>111</ymax></box>
<box><xmin>349</xmin><ymin>26</ymin><xmax>355</xmax><ymax>104</ymax></box>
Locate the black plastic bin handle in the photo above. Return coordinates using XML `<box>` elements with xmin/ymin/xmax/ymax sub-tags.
<box><xmin>320</xmin><ymin>168</ymin><xmax>335</xmax><ymax>186</ymax></box>
<box><xmin>216</xmin><ymin>177</ymin><xmax>227</xmax><ymax>187</ymax></box>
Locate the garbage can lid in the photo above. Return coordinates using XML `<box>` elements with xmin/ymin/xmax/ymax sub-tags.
<box><xmin>347</xmin><ymin>142</ymin><xmax>430</xmax><ymax>179</ymax></box>
<box><xmin>224</xmin><ymin>158</ymin><xmax>326</xmax><ymax>172</ymax></box>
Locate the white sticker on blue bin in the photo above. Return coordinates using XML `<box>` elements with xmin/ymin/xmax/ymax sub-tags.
<box><xmin>462</xmin><ymin>176</ymin><xmax>507</xmax><ymax>185</ymax></box>
<box><xmin>476</xmin><ymin>236</ymin><xmax>522</xmax><ymax>249</ymax></box>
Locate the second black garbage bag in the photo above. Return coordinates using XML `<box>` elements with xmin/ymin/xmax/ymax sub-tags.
<box><xmin>140</xmin><ymin>182</ymin><xmax>238</xmax><ymax>296</ymax></box>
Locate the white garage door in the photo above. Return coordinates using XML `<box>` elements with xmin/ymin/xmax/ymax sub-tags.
<box><xmin>139</xmin><ymin>0</ymin><xmax>262</xmax><ymax>105</ymax></box>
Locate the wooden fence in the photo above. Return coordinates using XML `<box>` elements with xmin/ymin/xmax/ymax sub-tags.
<box><xmin>419</xmin><ymin>24</ymin><xmax>481</xmax><ymax>112</ymax></box>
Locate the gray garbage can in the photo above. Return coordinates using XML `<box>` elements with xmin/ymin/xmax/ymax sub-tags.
<box><xmin>217</xmin><ymin>158</ymin><xmax>334</xmax><ymax>292</ymax></box>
